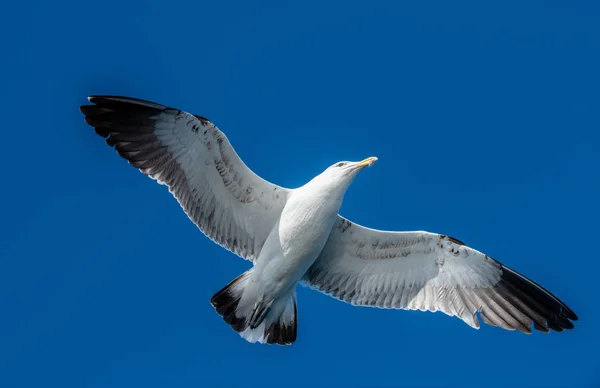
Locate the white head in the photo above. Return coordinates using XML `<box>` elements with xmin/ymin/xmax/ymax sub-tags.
<box><xmin>308</xmin><ymin>156</ymin><xmax>378</xmax><ymax>198</ymax></box>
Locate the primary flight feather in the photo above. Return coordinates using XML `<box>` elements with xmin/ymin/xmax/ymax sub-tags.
<box><xmin>80</xmin><ymin>95</ymin><xmax>577</xmax><ymax>345</ymax></box>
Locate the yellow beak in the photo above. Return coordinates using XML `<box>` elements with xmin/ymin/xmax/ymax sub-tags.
<box><xmin>354</xmin><ymin>156</ymin><xmax>378</xmax><ymax>168</ymax></box>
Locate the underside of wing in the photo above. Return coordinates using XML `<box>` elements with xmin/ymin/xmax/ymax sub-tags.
<box><xmin>304</xmin><ymin>216</ymin><xmax>578</xmax><ymax>333</ymax></box>
<box><xmin>80</xmin><ymin>95</ymin><xmax>289</xmax><ymax>262</ymax></box>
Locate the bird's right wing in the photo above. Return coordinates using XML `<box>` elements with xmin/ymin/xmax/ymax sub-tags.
<box><xmin>80</xmin><ymin>96</ymin><xmax>290</xmax><ymax>262</ymax></box>
<box><xmin>303</xmin><ymin>216</ymin><xmax>577</xmax><ymax>333</ymax></box>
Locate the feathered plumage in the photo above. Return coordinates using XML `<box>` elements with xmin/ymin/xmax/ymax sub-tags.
<box><xmin>81</xmin><ymin>95</ymin><xmax>577</xmax><ymax>345</ymax></box>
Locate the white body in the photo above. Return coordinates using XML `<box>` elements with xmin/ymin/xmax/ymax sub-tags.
<box><xmin>238</xmin><ymin>172</ymin><xmax>350</xmax><ymax>337</ymax></box>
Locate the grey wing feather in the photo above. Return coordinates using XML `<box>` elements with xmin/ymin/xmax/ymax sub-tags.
<box><xmin>81</xmin><ymin>95</ymin><xmax>289</xmax><ymax>261</ymax></box>
<box><xmin>303</xmin><ymin>216</ymin><xmax>577</xmax><ymax>333</ymax></box>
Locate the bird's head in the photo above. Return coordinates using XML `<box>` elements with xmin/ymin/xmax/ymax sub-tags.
<box><xmin>311</xmin><ymin>156</ymin><xmax>378</xmax><ymax>196</ymax></box>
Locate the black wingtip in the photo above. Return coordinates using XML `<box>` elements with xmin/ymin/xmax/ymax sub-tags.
<box><xmin>84</xmin><ymin>95</ymin><xmax>169</xmax><ymax>111</ymax></box>
<box><xmin>80</xmin><ymin>95</ymin><xmax>173</xmax><ymax>141</ymax></box>
<box><xmin>500</xmin><ymin>264</ymin><xmax>578</xmax><ymax>332</ymax></box>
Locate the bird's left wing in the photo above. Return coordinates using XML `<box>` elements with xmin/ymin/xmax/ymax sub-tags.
<box><xmin>80</xmin><ymin>96</ymin><xmax>290</xmax><ymax>262</ymax></box>
<box><xmin>303</xmin><ymin>216</ymin><xmax>578</xmax><ymax>333</ymax></box>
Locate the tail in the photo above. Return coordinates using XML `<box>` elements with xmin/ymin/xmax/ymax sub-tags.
<box><xmin>210</xmin><ymin>270</ymin><xmax>298</xmax><ymax>345</ymax></box>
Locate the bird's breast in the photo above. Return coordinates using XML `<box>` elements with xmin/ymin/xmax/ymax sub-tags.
<box><xmin>277</xmin><ymin>191</ymin><xmax>341</xmax><ymax>266</ymax></box>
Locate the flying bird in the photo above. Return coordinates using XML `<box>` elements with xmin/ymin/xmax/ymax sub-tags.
<box><xmin>80</xmin><ymin>95</ymin><xmax>578</xmax><ymax>345</ymax></box>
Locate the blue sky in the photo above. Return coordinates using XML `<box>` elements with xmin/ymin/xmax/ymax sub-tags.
<box><xmin>1</xmin><ymin>1</ymin><xmax>599</xmax><ymax>387</ymax></box>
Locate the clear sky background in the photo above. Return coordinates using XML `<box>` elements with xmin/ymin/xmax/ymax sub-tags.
<box><xmin>1</xmin><ymin>1</ymin><xmax>599</xmax><ymax>387</ymax></box>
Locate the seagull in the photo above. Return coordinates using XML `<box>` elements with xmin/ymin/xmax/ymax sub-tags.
<box><xmin>80</xmin><ymin>95</ymin><xmax>578</xmax><ymax>345</ymax></box>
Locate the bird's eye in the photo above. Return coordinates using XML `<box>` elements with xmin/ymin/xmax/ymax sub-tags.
<box><xmin>336</xmin><ymin>162</ymin><xmax>345</xmax><ymax>167</ymax></box>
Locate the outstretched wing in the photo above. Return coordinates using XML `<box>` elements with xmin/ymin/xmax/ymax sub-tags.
<box><xmin>303</xmin><ymin>216</ymin><xmax>577</xmax><ymax>333</ymax></box>
<box><xmin>80</xmin><ymin>96</ymin><xmax>289</xmax><ymax>262</ymax></box>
